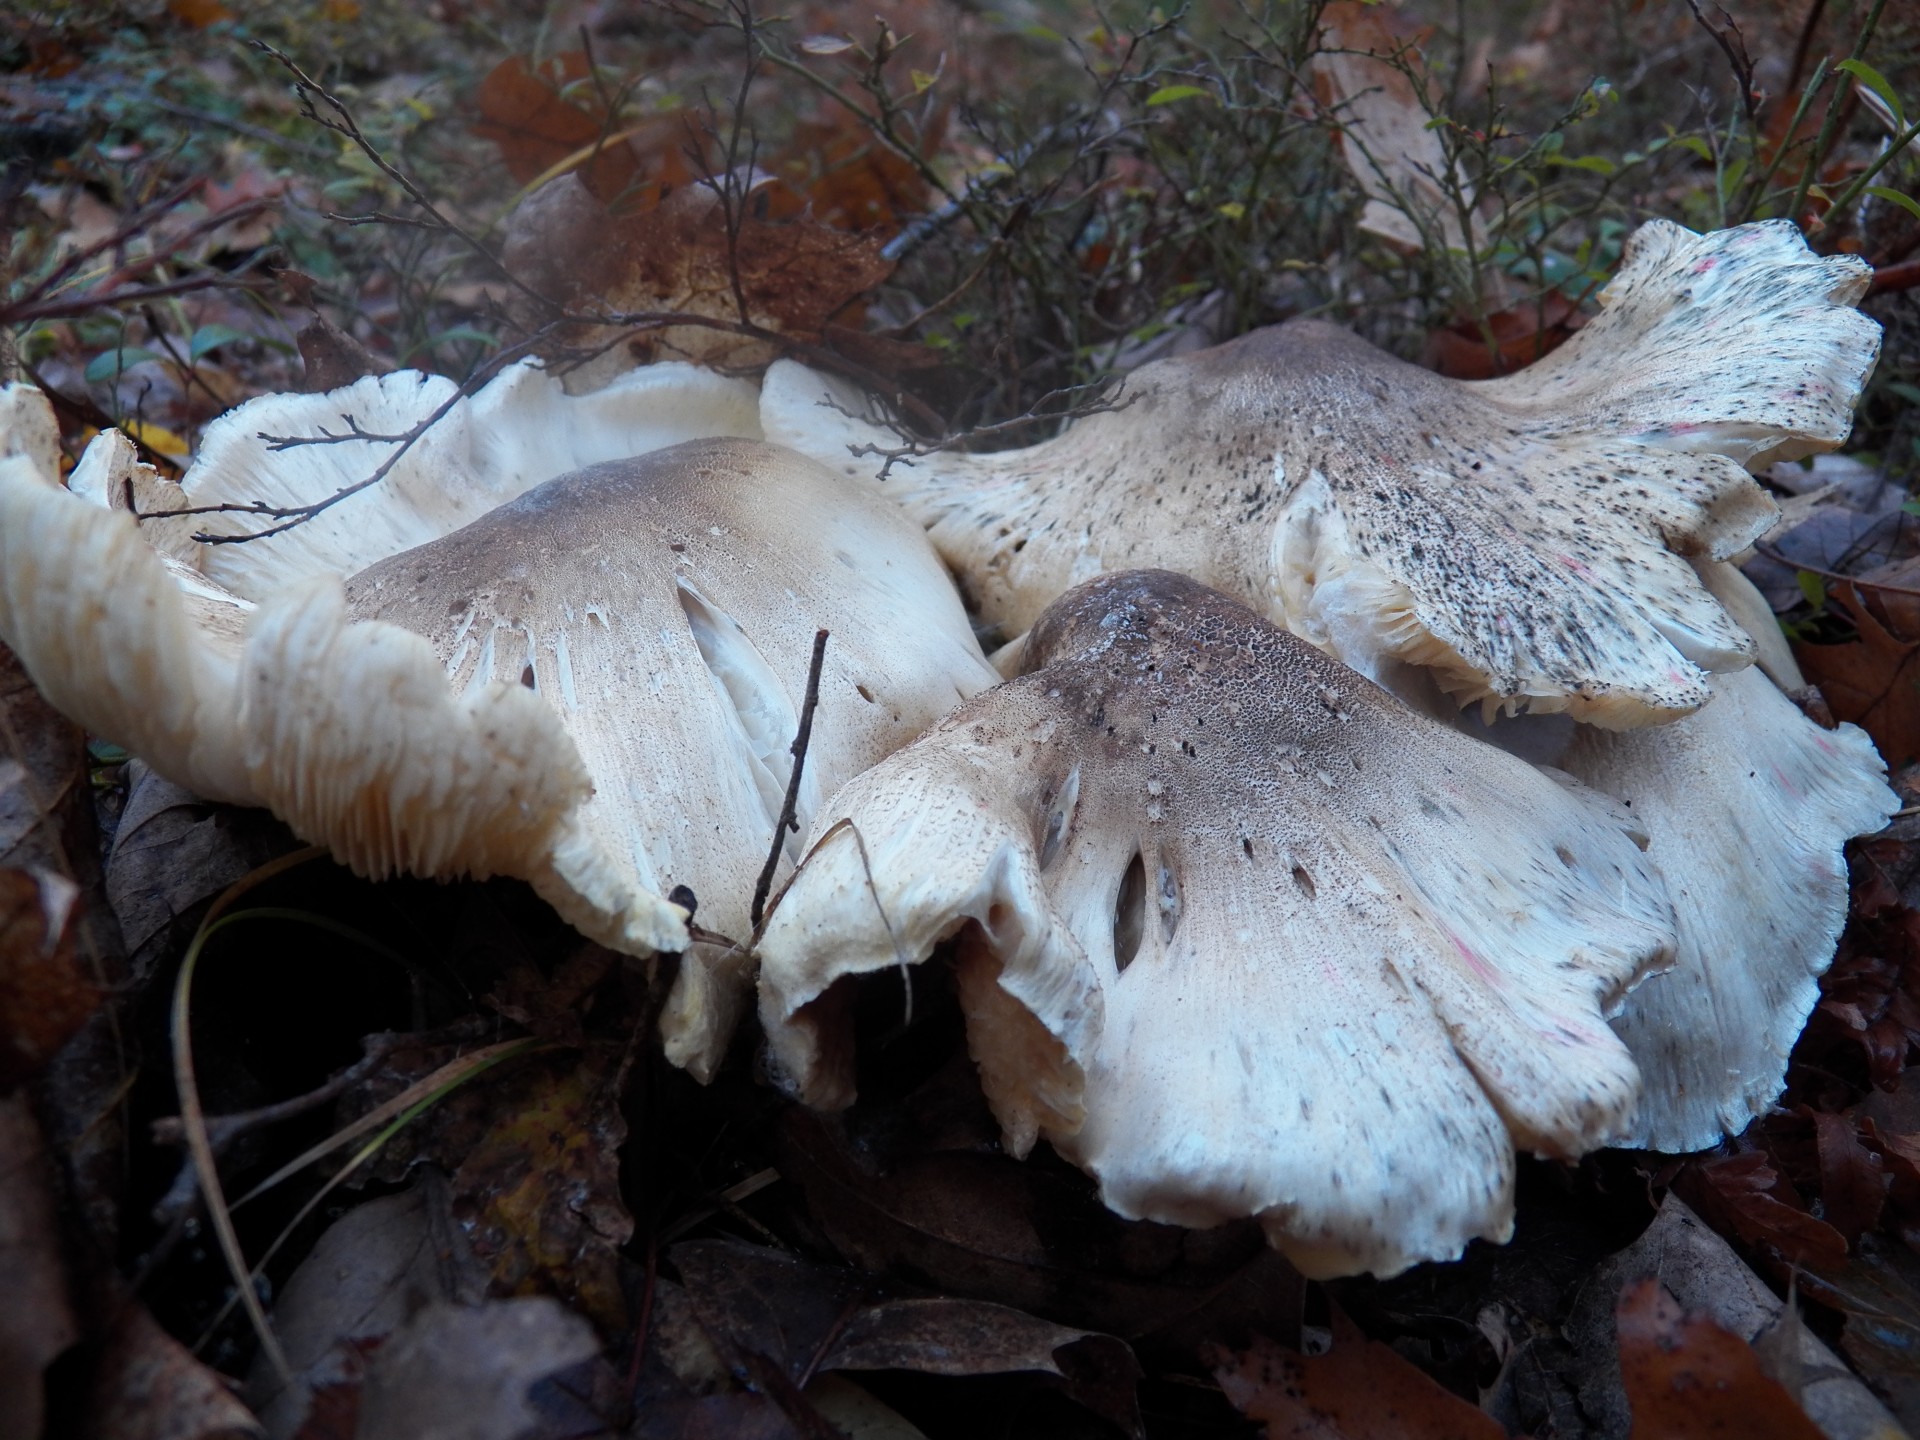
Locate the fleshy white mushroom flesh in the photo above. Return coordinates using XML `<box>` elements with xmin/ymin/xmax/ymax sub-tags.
<box><xmin>757</xmin><ymin>570</ymin><xmax>1676</xmax><ymax>1278</ymax></box>
<box><xmin>762</xmin><ymin>220</ymin><xmax>1877</xmax><ymax>727</ymax></box>
<box><xmin>0</xmin><ymin>395</ymin><xmax>995</xmax><ymax>1077</ymax></box>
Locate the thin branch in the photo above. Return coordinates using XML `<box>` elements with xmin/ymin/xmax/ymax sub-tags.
<box><xmin>751</xmin><ymin>629</ymin><xmax>830</xmax><ymax>930</ymax></box>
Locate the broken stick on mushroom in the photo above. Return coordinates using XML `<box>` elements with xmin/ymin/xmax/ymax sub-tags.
<box><xmin>763</xmin><ymin>219</ymin><xmax>1877</xmax><ymax>727</ymax></box>
<box><xmin>758</xmin><ymin>570</ymin><xmax>1676</xmax><ymax>1277</ymax></box>
<box><xmin>0</xmin><ymin>384</ymin><xmax>996</xmax><ymax>1079</ymax></box>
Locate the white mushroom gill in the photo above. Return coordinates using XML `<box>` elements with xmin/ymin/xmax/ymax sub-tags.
<box><xmin>756</xmin><ymin>570</ymin><xmax>1677</xmax><ymax>1278</ymax></box>
<box><xmin>761</xmin><ymin>219</ymin><xmax>1878</xmax><ymax>729</ymax></box>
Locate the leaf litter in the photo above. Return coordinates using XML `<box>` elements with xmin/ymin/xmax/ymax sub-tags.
<box><xmin>3</xmin><ymin>1</ymin><xmax>1920</xmax><ymax>1437</ymax></box>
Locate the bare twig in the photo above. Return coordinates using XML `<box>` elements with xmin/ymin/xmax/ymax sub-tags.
<box><xmin>838</xmin><ymin>379</ymin><xmax>1135</xmax><ymax>479</ymax></box>
<box><xmin>750</xmin><ymin>629</ymin><xmax>830</xmax><ymax>930</ymax></box>
<box><xmin>1754</xmin><ymin>542</ymin><xmax>1920</xmax><ymax>599</ymax></box>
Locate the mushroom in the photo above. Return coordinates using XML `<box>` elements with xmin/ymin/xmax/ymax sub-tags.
<box><xmin>0</xmin><ymin>382</ymin><xmax>996</xmax><ymax>1078</ymax></box>
<box><xmin>757</xmin><ymin>569</ymin><xmax>1676</xmax><ymax>1277</ymax></box>
<box><xmin>762</xmin><ymin>219</ymin><xmax>1878</xmax><ymax>727</ymax></box>
<box><xmin>1457</xmin><ymin>582</ymin><xmax>1897</xmax><ymax>1152</ymax></box>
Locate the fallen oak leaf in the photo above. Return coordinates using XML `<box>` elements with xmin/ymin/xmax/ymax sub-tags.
<box><xmin>1208</xmin><ymin>1306</ymin><xmax>1505</xmax><ymax>1440</ymax></box>
<box><xmin>1794</xmin><ymin>582</ymin><xmax>1920</xmax><ymax>768</ymax></box>
<box><xmin>1616</xmin><ymin>1279</ymin><xmax>1826</xmax><ymax>1439</ymax></box>
<box><xmin>471</xmin><ymin>53</ymin><xmax>645</xmax><ymax>200</ymax></box>
<box><xmin>501</xmin><ymin>173</ymin><xmax>891</xmax><ymax>378</ymax></box>
<box><xmin>1809</xmin><ymin>1109</ymin><xmax>1890</xmax><ymax>1250</ymax></box>
<box><xmin>1673</xmin><ymin>1151</ymin><xmax>1849</xmax><ymax>1268</ymax></box>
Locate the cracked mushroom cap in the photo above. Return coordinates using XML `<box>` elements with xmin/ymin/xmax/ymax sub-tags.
<box><xmin>763</xmin><ymin>220</ymin><xmax>1877</xmax><ymax>727</ymax></box>
<box><xmin>756</xmin><ymin>570</ymin><xmax>1676</xmax><ymax>1277</ymax></box>
<box><xmin>0</xmin><ymin>392</ymin><xmax>995</xmax><ymax>1077</ymax></box>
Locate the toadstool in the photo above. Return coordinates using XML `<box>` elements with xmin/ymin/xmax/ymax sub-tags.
<box><xmin>757</xmin><ymin>569</ymin><xmax>1676</xmax><ymax>1277</ymax></box>
<box><xmin>762</xmin><ymin>219</ymin><xmax>1877</xmax><ymax>727</ymax></box>
<box><xmin>0</xmin><ymin>381</ymin><xmax>996</xmax><ymax>1078</ymax></box>
<box><xmin>1456</xmin><ymin>584</ymin><xmax>1897</xmax><ymax>1152</ymax></box>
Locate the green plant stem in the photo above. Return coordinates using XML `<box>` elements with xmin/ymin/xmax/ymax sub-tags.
<box><xmin>1788</xmin><ymin>0</ymin><xmax>1890</xmax><ymax>225</ymax></box>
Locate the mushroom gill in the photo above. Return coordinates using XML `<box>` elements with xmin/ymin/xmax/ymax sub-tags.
<box><xmin>756</xmin><ymin>569</ymin><xmax>1676</xmax><ymax>1278</ymax></box>
<box><xmin>762</xmin><ymin>219</ymin><xmax>1878</xmax><ymax>728</ymax></box>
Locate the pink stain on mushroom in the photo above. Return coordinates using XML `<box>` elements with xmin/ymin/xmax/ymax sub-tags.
<box><xmin>1448</xmin><ymin>931</ymin><xmax>1499</xmax><ymax>985</ymax></box>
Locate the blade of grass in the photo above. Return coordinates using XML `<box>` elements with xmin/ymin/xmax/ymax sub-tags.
<box><xmin>170</xmin><ymin>845</ymin><xmax>328</xmax><ymax>1384</ymax></box>
<box><xmin>193</xmin><ymin>1035</ymin><xmax>548</xmax><ymax>1353</ymax></box>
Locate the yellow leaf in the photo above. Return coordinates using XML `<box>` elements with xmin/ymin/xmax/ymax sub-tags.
<box><xmin>122</xmin><ymin>420</ymin><xmax>190</xmax><ymax>458</ymax></box>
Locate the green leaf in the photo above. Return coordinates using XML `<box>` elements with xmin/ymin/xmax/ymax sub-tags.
<box><xmin>1901</xmin><ymin>497</ymin><xmax>1920</xmax><ymax>517</ymax></box>
<box><xmin>1216</xmin><ymin>201</ymin><xmax>1246</xmax><ymax>220</ymax></box>
<box><xmin>1867</xmin><ymin>185</ymin><xmax>1920</xmax><ymax>223</ymax></box>
<box><xmin>1837</xmin><ymin>58</ymin><xmax>1907</xmax><ymax>129</ymax></box>
<box><xmin>1797</xmin><ymin>569</ymin><xmax>1828</xmax><ymax>610</ymax></box>
<box><xmin>84</xmin><ymin>347</ymin><xmax>161</xmax><ymax>384</ymax></box>
<box><xmin>1145</xmin><ymin>84</ymin><xmax>1211</xmax><ymax>106</ymax></box>
<box><xmin>1546</xmin><ymin>153</ymin><xmax>1618</xmax><ymax>175</ymax></box>
<box><xmin>189</xmin><ymin>324</ymin><xmax>252</xmax><ymax>360</ymax></box>
<box><xmin>1889</xmin><ymin>382</ymin><xmax>1920</xmax><ymax>407</ymax></box>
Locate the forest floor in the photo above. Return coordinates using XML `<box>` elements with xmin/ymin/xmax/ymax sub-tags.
<box><xmin>5</xmin><ymin>0</ymin><xmax>1920</xmax><ymax>1436</ymax></box>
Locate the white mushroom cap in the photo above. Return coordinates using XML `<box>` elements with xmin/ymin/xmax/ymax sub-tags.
<box><xmin>763</xmin><ymin>220</ymin><xmax>1877</xmax><ymax>728</ymax></box>
<box><xmin>0</xmin><ymin>392</ymin><xmax>995</xmax><ymax>1076</ymax></box>
<box><xmin>757</xmin><ymin>570</ymin><xmax>1675</xmax><ymax>1277</ymax></box>
<box><xmin>343</xmin><ymin>439</ymin><xmax>997</xmax><ymax>1074</ymax></box>
<box><xmin>173</xmin><ymin>359</ymin><xmax>762</xmax><ymax>600</ymax></box>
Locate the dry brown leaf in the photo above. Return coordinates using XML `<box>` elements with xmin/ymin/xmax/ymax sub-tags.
<box><xmin>0</xmin><ymin>1093</ymin><xmax>81</xmax><ymax>1440</ymax></box>
<box><xmin>449</xmin><ymin>1047</ymin><xmax>632</xmax><ymax>1331</ymax></box>
<box><xmin>1810</xmin><ymin>1110</ymin><xmax>1891</xmax><ymax>1250</ymax></box>
<box><xmin>1313</xmin><ymin>1</ymin><xmax>1481</xmax><ymax>254</ymax></box>
<box><xmin>83</xmin><ymin>1299</ymin><xmax>260</xmax><ymax>1440</ymax></box>
<box><xmin>1426</xmin><ymin>291</ymin><xmax>1588</xmax><ymax>379</ymax></box>
<box><xmin>501</xmin><ymin>173</ymin><xmax>891</xmax><ymax>376</ymax></box>
<box><xmin>0</xmin><ymin>865</ymin><xmax>98</xmax><ymax>1090</ymax></box>
<box><xmin>1210</xmin><ymin>1307</ymin><xmax>1505</xmax><ymax>1440</ymax></box>
<box><xmin>1616</xmin><ymin>1279</ymin><xmax>1826</xmax><ymax>1440</ymax></box>
<box><xmin>671</xmin><ymin>1238</ymin><xmax>1143</xmax><ymax>1436</ymax></box>
<box><xmin>1794</xmin><ymin>582</ymin><xmax>1920</xmax><ymax>769</ymax></box>
<box><xmin>1674</xmin><ymin>1152</ymin><xmax>1850</xmax><ymax>1268</ymax></box>
<box><xmin>775</xmin><ymin>1097</ymin><xmax>1302</xmax><ymax>1346</ymax></box>
<box><xmin>471</xmin><ymin>53</ymin><xmax>647</xmax><ymax>200</ymax></box>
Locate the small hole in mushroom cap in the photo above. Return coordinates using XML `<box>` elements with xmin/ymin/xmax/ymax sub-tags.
<box><xmin>519</xmin><ymin>664</ymin><xmax>536</xmax><ymax>689</ymax></box>
<box><xmin>1156</xmin><ymin>859</ymin><xmax>1180</xmax><ymax>943</ymax></box>
<box><xmin>1113</xmin><ymin>851</ymin><xmax>1147</xmax><ymax>973</ymax></box>
<box><xmin>1241</xmin><ymin>836</ymin><xmax>1254</xmax><ymax>859</ymax></box>
<box><xmin>1291</xmin><ymin>864</ymin><xmax>1317</xmax><ymax>899</ymax></box>
<box><xmin>856</xmin><ymin>684</ymin><xmax>876</xmax><ymax>703</ymax></box>
<box><xmin>1037</xmin><ymin>765</ymin><xmax>1081</xmax><ymax>870</ymax></box>
<box><xmin>1554</xmin><ymin>844</ymin><xmax>1577</xmax><ymax>868</ymax></box>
